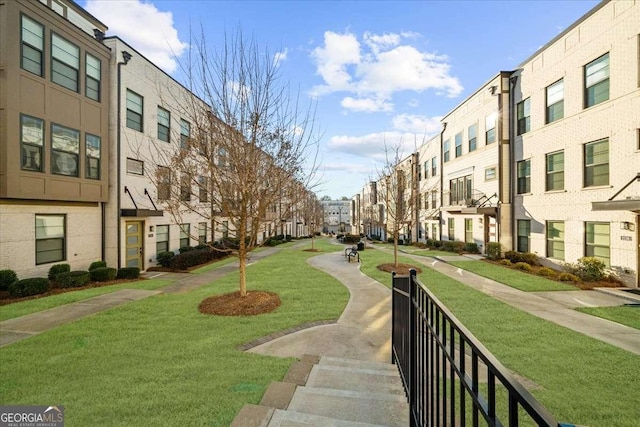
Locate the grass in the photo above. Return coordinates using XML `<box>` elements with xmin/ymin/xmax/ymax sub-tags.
<box><xmin>0</xmin><ymin>279</ymin><xmax>171</xmax><ymax>322</ymax></box>
<box><xmin>359</xmin><ymin>248</ymin><xmax>426</xmax><ymax>288</ymax></box>
<box><xmin>448</xmin><ymin>260</ymin><xmax>576</xmax><ymax>292</ymax></box>
<box><xmin>0</xmin><ymin>241</ymin><xmax>349</xmax><ymax>426</ymax></box>
<box><xmin>191</xmin><ymin>255</ymin><xmax>237</xmax><ymax>274</ymax></box>
<box><xmin>398</xmin><ymin>247</ymin><xmax>454</xmax><ymax>257</ymax></box>
<box><xmin>576</xmin><ymin>306</ymin><xmax>640</xmax><ymax>330</ymax></box>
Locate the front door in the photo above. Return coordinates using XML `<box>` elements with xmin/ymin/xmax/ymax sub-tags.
<box><xmin>125</xmin><ymin>221</ymin><xmax>144</xmax><ymax>269</ymax></box>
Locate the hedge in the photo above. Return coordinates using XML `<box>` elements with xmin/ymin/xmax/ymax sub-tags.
<box><xmin>88</xmin><ymin>261</ymin><xmax>107</xmax><ymax>271</ymax></box>
<box><xmin>156</xmin><ymin>251</ymin><xmax>175</xmax><ymax>267</ymax></box>
<box><xmin>168</xmin><ymin>248</ymin><xmax>226</xmax><ymax>270</ymax></box>
<box><xmin>0</xmin><ymin>269</ymin><xmax>18</xmax><ymax>291</ymax></box>
<box><xmin>9</xmin><ymin>278</ymin><xmax>49</xmax><ymax>298</ymax></box>
<box><xmin>89</xmin><ymin>267</ymin><xmax>117</xmax><ymax>282</ymax></box>
<box><xmin>505</xmin><ymin>251</ymin><xmax>540</xmax><ymax>266</ymax></box>
<box><xmin>55</xmin><ymin>271</ymin><xmax>90</xmax><ymax>288</ymax></box>
<box><xmin>48</xmin><ymin>264</ymin><xmax>70</xmax><ymax>281</ymax></box>
<box><xmin>487</xmin><ymin>242</ymin><xmax>502</xmax><ymax>260</ymax></box>
<box><xmin>116</xmin><ymin>267</ymin><xmax>140</xmax><ymax>279</ymax></box>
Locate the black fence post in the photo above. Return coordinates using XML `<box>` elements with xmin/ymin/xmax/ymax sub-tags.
<box><xmin>391</xmin><ymin>271</ymin><xmax>397</xmax><ymax>365</ymax></box>
<box><xmin>409</xmin><ymin>268</ymin><xmax>417</xmax><ymax>427</ymax></box>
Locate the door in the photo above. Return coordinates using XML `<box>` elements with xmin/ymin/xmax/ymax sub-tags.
<box><xmin>125</xmin><ymin>221</ymin><xmax>144</xmax><ymax>269</ymax></box>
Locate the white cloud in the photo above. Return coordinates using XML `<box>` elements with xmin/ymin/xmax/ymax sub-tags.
<box><xmin>327</xmin><ymin>131</ymin><xmax>420</xmax><ymax>161</ymax></box>
<box><xmin>310</xmin><ymin>30</ymin><xmax>463</xmax><ymax>112</ymax></box>
<box><xmin>341</xmin><ymin>97</ymin><xmax>393</xmax><ymax>113</ymax></box>
<box><xmin>274</xmin><ymin>48</ymin><xmax>288</xmax><ymax>66</ymax></box>
<box><xmin>392</xmin><ymin>114</ymin><xmax>442</xmax><ymax>134</ymax></box>
<box><xmin>85</xmin><ymin>0</ymin><xmax>187</xmax><ymax>73</ymax></box>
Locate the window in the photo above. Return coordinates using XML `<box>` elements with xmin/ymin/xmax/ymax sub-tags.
<box><xmin>485</xmin><ymin>113</ymin><xmax>497</xmax><ymax>144</ymax></box>
<box><xmin>126</xmin><ymin>90</ymin><xmax>143</xmax><ymax>131</ymax></box>
<box><xmin>21</xmin><ymin>114</ymin><xmax>44</xmax><ymax>172</ymax></box>
<box><xmin>517</xmin><ymin>220</ymin><xmax>530</xmax><ymax>252</ymax></box>
<box><xmin>222</xmin><ymin>220</ymin><xmax>229</xmax><ymax>239</ymax></box>
<box><xmin>85</xmin><ymin>53</ymin><xmax>101</xmax><ymax>101</ymax></box>
<box><xmin>180</xmin><ymin>175</ymin><xmax>191</xmax><ymax>201</ymax></box>
<box><xmin>51</xmin><ymin>123</ymin><xmax>79</xmax><ymax>176</ymax></box>
<box><xmin>35</xmin><ymin>214</ymin><xmax>65</xmax><ymax>264</ymax></box>
<box><xmin>21</xmin><ymin>15</ymin><xmax>44</xmax><ymax>76</ymax></box>
<box><xmin>485</xmin><ymin>167</ymin><xmax>496</xmax><ymax>181</ymax></box>
<box><xmin>198</xmin><ymin>222</ymin><xmax>207</xmax><ymax>244</ymax></box>
<box><xmin>51</xmin><ymin>33</ymin><xmax>79</xmax><ymax>92</ymax></box>
<box><xmin>517</xmin><ymin>159</ymin><xmax>530</xmax><ymax>194</ymax></box>
<box><xmin>157</xmin><ymin>107</ymin><xmax>170</xmax><ymax>142</ymax></box>
<box><xmin>432</xmin><ymin>224</ymin><xmax>437</xmax><ymax>241</ymax></box>
<box><xmin>443</xmin><ymin>139</ymin><xmax>450</xmax><ymax>162</ymax></box>
<box><xmin>516</xmin><ymin>98</ymin><xmax>530</xmax><ymax>135</ymax></box>
<box><xmin>156</xmin><ymin>225</ymin><xmax>169</xmax><ymax>254</ymax></box>
<box><xmin>180</xmin><ymin>119</ymin><xmax>190</xmax><ymax>148</ymax></box>
<box><xmin>179</xmin><ymin>224</ymin><xmax>190</xmax><ymax>249</ymax></box>
<box><xmin>546</xmin><ymin>151</ymin><xmax>564</xmax><ymax>191</ymax></box>
<box><xmin>546</xmin><ymin>79</ymin><xmax>564</xmax><ymax>123</ymax></box>
<box><xmin>198</xmin><ymin>176</ymin><xmax>208</xmax><ymax>202</ymax></box>
<box><xmin>218</xmin><ymin>147</ymin><xmax>228</xmax><ymax>167</ymax></box>
<box><xmin>86</xmin><ymin>134</ymin><xmax>101</xmax><ymax>179</ymax></box>
<box><xmin>423</xmin><ymin>161</ymin><xmax>429</xmax><ymax>180</ymax></box>
<box><xmin>455</xmin><ymin>132</ymin><xmax>463</xmax><ymax>157</ymax></box>
<box><xmin>126</xmin><ymin>158</ymin><xmax>143</xmax><ymax>175</ymax></box>
<box><xmin>465</xmin><ymin>219</ymin><xmax>473</xmax><ymax>243</ymax></box>
<box><xmin>585</xmin><ymin>53</ymin><xmax>609</xmax><ymax>108</ymax></box>
<box><xmin>448</xmin><ymin>218</ymin><xmax>455</xmax><ymax>240</ymax></box>
<box><xmin>431</xmin><ymin>191</ymin><xmax>436</xmax><ymax>209</ymax></box>
<box><xmin>431</xmin><ymin>157</ymin><xmax>437</xmax><ymax>177</ymax></box>
<box><xmin>449</xmin><ymin>175</ymin><xmax>472</xmax><ymax>205</ymax></box>
<box><xmin>584</xmin><ymin>139</ymin><xmax>609</xmax><ymax>187</ymax></box>
<box><xmin>157</xmin><ymin>166</ymin><xmax>171</xmax><ymax>200</ymax></box>
<box><xmin>585</xmin><ymin>222</ymin><xmax>610</xmax><ymax>267</ymax></box>
<box><xmin>424</xmin><ymin>193</ymin><xmax>429</xmax><ymax>209</ymax></box>
<box><xmin>468</xmin><ymin>123</ymin><xmax>477</xmax><ymax>152</ymax></box>
<box><xmin>546</xmin><ymin>221</ymin><xmax>565</xmax><ymax>260</ymax></box>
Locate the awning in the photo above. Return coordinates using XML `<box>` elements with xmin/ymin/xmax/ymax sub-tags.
<box><xmin>591</xmin><ymin>199</ymin><xmax>640</xmax><ymax>213</ymax></box>
<box><xmin>121</xmin><ymin>209</ymin><xmax>164</xmax><ymax>217</ymax></box>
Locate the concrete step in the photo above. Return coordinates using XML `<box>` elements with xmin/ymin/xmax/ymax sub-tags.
<box><xmin>319</xmin><ymin>356</ymin><xmax>400</xmax><ymax>374</ymax></box>
<box><xmin>286</xmin><ymin>386</ymin><xmax>409</xmax><ymax>427</ymax></box>
<box><xmin>306</xmin><ymin>364</ymin><xmax>406</xmax><ymax>395</ymax></box>
<box><xmin>268</xmin><ymin>409</ymin><xmax>389</xmax><ymax>426</ymax></box>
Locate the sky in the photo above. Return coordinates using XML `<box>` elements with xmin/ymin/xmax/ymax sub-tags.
<box><xmin>84</xmin><ymin>0</ymin><xmax>601</xmax><ymax>200</ymax></box>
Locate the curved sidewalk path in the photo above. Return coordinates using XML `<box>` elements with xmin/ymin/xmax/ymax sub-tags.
<box><xmin>248</xmin><ymin>250</ymin><xmax>392</xmax><ymax>362</ymax></box>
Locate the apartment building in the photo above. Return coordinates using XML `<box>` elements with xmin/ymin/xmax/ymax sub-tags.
<box><xmin>0</xmin><ymin>0</ymin><xmax>111</xmax><ymax>278</ymax></box>
<box><xmin>511</xmin><ymin>0</ymin><xmax>639</xmax><ymax>286</ymax></box>
<box><xmin>416</xmin><ymin>134</ymin><xmax>441</xmax><ymax>242</ymax></box>
<box><xmin>320</xmin><ymin>199</ymin><xmax>351</xmax><ymax>234</ymax></box>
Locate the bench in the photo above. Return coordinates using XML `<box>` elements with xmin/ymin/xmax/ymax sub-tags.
<box><xmin>345</xmin><ymin>246</ymin><xmax>359</xmax><ymax>263</ymax></box>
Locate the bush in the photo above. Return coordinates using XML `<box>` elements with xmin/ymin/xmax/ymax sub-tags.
<box><xmin>9</xmin><ymin>278</ymin><xmax>49</xmax><ymax>297</ymax></box>
<box><xmin>55</xmin><ymin>271</ymin><xmax>90</xmax><ymax>288</ymax></box>
<box><xmin>90</xmin><ymin>267</ymin><xmax>117</xmax><ymax>282</ymax></box>
<box><xmin>465</xmin><ymin>242</ymin><xmax>480</xmax><ymax>253</ymax></box>
<box><xmin>573</xmin><ymin>257</ymin><xmax>607</xmax><ymax>282</ymax></box>
<box><xmin>48</xmin><ymin>264</ymin><xmax>70</xmax><ymax>281</ymax></box>
<box><xmin>265</xmin><ymin>238</ymin><xmax>283</xmax><ymax>247</ymax></box>
<box><xmin>500</xmin><ymin>259</ymin><xmax>512</xmax><ymax>266</ymax></box>
<box><xmin>412</xmin><ymin>242</ymin><xmax>427</xmax><ymax>249</ymax></box>
<box><xmin>537</xmin><ymin>267</ymin><xmax>556</xmax><ymax>277</ymax></box>
<box><xmin>0</xmin><ymin>269</ymin><xmax>18</xmax><ymax>291</ymax></box>
<box><xmin>487</xmin><ymin>242</ymin><xmax>502</xmax><ymax>260</ymax></box>
<box><xmin>116</xmin><ymin>267</ymin><xmax>140</xmax><ymax>279</ymax></box>
<box><xmin>514</xmin><ymin>262</ymin><xmax>532</xmax><ymax>272</ymax></box>
<box><xmin>88</xmin><ymin>261</ymin><xmax>107</xmax><ymax>271</ymax></box>
<box><xmin>342</xmin><ymin>234</ymin><xmax>360</xmax><ymax>244</ymax></box>
<box><xmin>156</xmin><ymin>251</ymin><xmax>175</xmax><ymax>267</ymax></box>
<box><xmin>386</xmin><ymin>237</ymin><xmax>394</xmax><ymax>244</ymax></box>
<box><xmin>558</xmin><ymin>272</ymin><xmax>580</xmax><ymax>282</ymax></box>
<box><xmin>169</xmin><ymin>248</ymin><xmax>225</xmax><ymax>270</ymax></box>
<box><xmin>441</xmin><ymin>241</ymin><xmax>466</xmax><ymax>254</ymax></box>
<box><xmin>179</xmin><ymin>246</ymin><xmax>195</xmax><ymax>254</ymax></box>
<box><xmin>505</xmin><ymin>251</ymin><xmax>540</xmax><ymax>266</ymax></box>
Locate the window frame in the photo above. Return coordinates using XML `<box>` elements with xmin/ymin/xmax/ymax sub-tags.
<box><xmin>468</xmin><ymin>123</ymin><xmax>477</xmax><ymax>152</ymax></box>
<box><xmin>51</xmin><ymin>32</ymin><xmax>80</xmax><ymax>92</ymax></box>
<box><xmin>85</xmin><ymin>133</ymin><xmax>101</xmax><ymax>179</ymax></box>
<box><xmin>546</xmin><ymin>79</ymin><xmax>564</xmax><ymax>123</ymax></box>
<box><xmin>443</xmin><ymin>139</ymin><xmax>450</xmax><ymax>163</ymax></box>
<box><xmin>198</xmin><ymin>222</ymin><xmax>208</xmax><ymax>244</ymax></box>
<box><xmin>485</xmin><ymin>113</ymin><xmax>497</xmax><ymax>144</ymax></box>
<box><xmin>35</xmin><ymin>214</ymin><xmax>66</xmax><ymax>265</ymax></box>
<box><xmin>585</xmin><ymin>222</ymin><xmax>610</xmax><ymax>267</ymax></box>
<box><xmin>198</xmin><ymin>176</ymin><xmax>208</xmax><ymax>202</ymax></box>
<box><xmin>126</xmin><ymin>158</ymin><xmax>144</xmax><ymax>175</ymax></box>
<box><xmin>516</xmin><ymin>98</ymin><xmax>530</xmax><ymax>135</ymax></box>
<box><xmin>157</xmin><ymin>166</ymin><xmax>171</xmax><ymax>200</ymax></box>
<box><xmin>546</xmin><ymin>221</ymin><xmax>565</xmax><ymax>260</ymax></box>
<box><xmin>545</xmin><ymin>150</ymin><xmax>564</xmax><ymax>191</ymax></box>
<box><xmin>447</xmin><ymin>218</ymin><xmax>455</xmax><ymax>241</ymax></box>
<box><xmin>85</xmin><ymin>52</ymin><xmax>101</xmax><ymax>101</ymax></box>
<box><xmin>584</xmin><ymin>138</ymin><xmax>609</xmax><ymax>187</ymax></box>
<box><xmin>584</xmin><ymin>53</ymin><xmax>610</xmax><ymax>108</ymax></box>
<box><xmin>465</xmin><ymin>218</ymin><xmax>473</xmax><ymax>244</ymax></box>
<box><xmin>517</xmin><ymin>159</ymin><xmax>531</xmax><ymax>194</ymax></box>
<box><xmin>180</xmin><ymin>119</ymin><xmax>190</xmax><ymax>149</ymax></box>
<box><xmin>20</xmin><ymin>114</ymin><xmax>45</xmax><ymax>172</ymax></box>
<box><xmin>51</xmin><ymin>123</ymin><xmax>80</xmax><ymax>177</ymax></box>
<box><xmin>21</xmin><ymin>14</ymin><xmax>44</xmax><ymax>77</ymax></box>
<box><xmin>157</xmin><ymin>106</ymin><xmax>170</xmax><ymax>142</ymax></box>
<box><xmin>126</xmin><ymin>89</ymin><xmax>143</xmax><ymax>132</ymax></box>
<box><xmin>431</xmin><ymin>157</ymin><xmax>437</xmax><ymax>177</ymax></box>
<box><xmin>180</xmin><ymin>224</ymin><xmax>190</xmax><ymax>249</ymax></box>
<box><xmin>454</xmin><ymin>132</ymin><xmax>463</xmax><ymax>158</ymax></box>
<box><xmin>517</xmin><ymin>219</ymin><xmax>530</xmax><ymax>252</ymax></box>
<box><xmin>485</xmin><ymin>167</ymin><xmax>497</xmax><ymax>181</ymax></box>
<box><xmin>156</xmin><ymin>225</ymin><xmax>169</xmax><ymax>254</ymax></box>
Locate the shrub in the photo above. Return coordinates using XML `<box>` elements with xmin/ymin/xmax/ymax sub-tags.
<box><xmin>558</xmin><ymin>272</ymin><xmax>580</xmax><ymax>282</ymax></box>
<box><xmin>487</xmin><ymin>242</ymin><xmax>502</xmax><ymax>260</ymax></box>
<box><xmin>48</xmin><ymin>264</ymin><xmax>70</xmax><ymax>281</ymax></box>
<box><xmin>156</xmin><ymin>251</ymin><xmax>175</xmax><ymax>267</ymax></box>
<box><xmin>412</xmin><ymin>242</ymin><xmax>427</xmax><ymax>249</ymax></box>
<box><xmin>0</xmin><ymin>269</ymin><xmax>18</xmax><ymax>291</ymax></box>
<box><xmin>90</xmin><ymin>267</ymin><xmax>117</xmax><ymax>282</ymax></box>
<box><xmin>574</xmin><ymin>257</ymin><xmax>607</xmax><ymax>282</ymax></box>
<box><xmin>179</xmin><ymin>246</ymin><xmax>195</xmax><ymax>254</ymax></box>
<box><xmin>441</xmin><ymin>241</ymin><xmax>466</xmax><ymax>254</ymax></box>
<box><xmin>88</xmin><ymin>261</ymin><xmax>107</xmax><ymax>271</ymax></box>
<box><xmin>342</xmin><ymin>234</ymin><xmax>360</xmax><ymax>244</ymax></box>
<box><xmin>500</xmin><ymin>259</ymin><xmax>512</xmax><ymax>266</ymax></box>
<box><xmin>387</xmin><ymin>237</ymin><xmax>394</xmax><ymax>244</ymax></box>
<box><xmin>265</xmin><ymin>238</ymin><xmax>283</xmax><ymax>247</ymax></box>
<box><xmin>537</xmin><ymin>267</ymin><xmax>556</xmax><ymax>277</ymax></box>
<box><xmin>169</xmin><ymin>249</ymin><xmax>222</xmax><ymax>270</ymax></box>
<box><xmin>465</xmin><ymin>242</ymin><xmax>480</xmax><ymax>254</ymax></box>
<box><xmin>9</xmin><ymin>278</ymin><xmax>49</xmax><ymax>297</ymax></box>
<box><xmin>514</xmin><ymin>262</ymin><xmax>532</xmax><ymax>272</ymax></box>
<box><xmin>285</xmin><ymin>234</ymin><xmax>292</xmax><ymax>241</ymax></box>
<box><xmin>116</xmin><ymin>267</ymin><xmax>140</xmax><ymax>279</ymax></box>
<box><xmin>56</xmin><ymin>271</ymin><xmax>90</xmax><ymax>288</ymax></box>
<box><xmin>505</xmin><ymin>251</ymin><xmax>540</xmax><ymax>266</ymax></box>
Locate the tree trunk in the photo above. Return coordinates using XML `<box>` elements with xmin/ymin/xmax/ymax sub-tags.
<box><xmin>393</xmin><ymin>230</ymin><xmax>399</xmax><ymax>267</ymax></box>
<box><xmin>238</xmin><ymin>219</ymin><xmax>247</xmax><ymax>297</ymax></box>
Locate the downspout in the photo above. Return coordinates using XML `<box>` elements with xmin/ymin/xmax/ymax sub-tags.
<box><xmin>439</xmin><ymin>122</ymin><xmax>447</xmax><ymax>241</ymax></box>
<box><xmin>509</xmin><ymin>74</ymin><xmax>518</xmax><ymax>252</ymax></box>
<box><xmin>117</xmin><ymin>49</ymin><xmax>132</xmax><ymax>268</ymax></box>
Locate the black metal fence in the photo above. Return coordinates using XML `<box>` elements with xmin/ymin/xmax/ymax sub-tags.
<box><xmin>392</xmin><ymin>269</ymin><xmax>566</xmax><ymax>427</ymax></box>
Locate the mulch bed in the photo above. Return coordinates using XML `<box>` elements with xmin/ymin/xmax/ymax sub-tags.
<box><xmin>198</xmin><ymin>291</ymin><xmax>281</xmax><ymax>316</ymax></box>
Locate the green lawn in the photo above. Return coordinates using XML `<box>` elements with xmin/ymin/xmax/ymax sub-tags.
<box><xmin>448</xmin><ymin>260</ymin><xmax>576</xmax><ymax>292</ymax></box>
<box><xmin>399</xmin><ymin>247</ymin><xmax>454</xmax><ymax>257</ymax></box>
<box><xmin>191</xmin><ymin>255</ymin><xmax>237</xmax><ymax>274</ymax></box>
<box><xmin>0</xmin><ymin>241</ymin><xmax>349</xmax><ymax>426</ymax></box>
<box><xmin>576</xmin><ymin>306</ymin><xmax>640</xmax><ymax>330</ymax></box>
<box><xmin>359</xmin><ymin>248</ymin><xmax>426</xmax><ymax>288</ymax></box>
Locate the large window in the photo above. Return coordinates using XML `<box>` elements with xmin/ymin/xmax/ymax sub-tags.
<box><xmin>126</xmin><ymin>158</ymin><xmax>143</xmax><ymax>175</ymax></box>
<box><xmin>180</xmin><ymin>175</ymin><xmax>191</xmax><ymax>201</ymax></box>
<box><xmin>198</xmin><ymin>176</ymin><xmax>208</xmax><ymax>202</ymax></box>
<box><xmin>180</xmin><ymin>119</ymin><xmax>190</xmax><ymax>148</ymax></box>
<box><xmin>85</xmin><ymin>53</ymin><xmax>101</xmax><ymax>101</ymax></box>
<box><xmin>157</xmin><ymin>107</ymin><xmax>170</xmax><ymax>142</ymax></box>
<box><xmin>455</xmin><ymin>132</ymin><xmax>463</xmax><ymax>157</ymax></box>
<box><xmin>21</xmin><ymin>114</ymin><xmax>44</xmax><ymax>172</ymax></box>
<box><xmin>157</xmin><ymin>166</ymin><xmax>171</xmax><ymax>200</ymax></box>
<box><xmin>443</xmin><ymin>139</ymin><xmax>450</xmax><ymax>162</ymax></box>
<box><xmin>585</xmin><ymin>53</ymin><xmax>609</xmax><ymax>108</ymax></box>
<box><xmin>51</xmin><ymin>123</ymin><xmax>79</xmax><ymax>176</ymax></box>
<box><xmin>156</xmin><ymin>225</ymin><xmax>169</xmax><ymax>254</ymax></box>
<box><xmin>517</xmin><ymin>220</ymin><xmax>530</xmax><ymax>252</ymax></box>
<box><xmin>546</xmin><ymin>221</ymin><xmax>565</xmax><ymax>260</ymax></box>
<box><xmin>546</xmin><ymin>151</ymin><xmax>564</xmax><ymax>191</ymax></box>
<box><xmin>21</xmin><ymin>15</ymin><xmax>44</xmax><ymax>76</ymax></box>
<box><xmin>86</xmin><ymin>134</ymin><xmax>101</xmax><ymax>179</ymax></box>
<box><xmin>51</xmin><ymin>33</ymin><xmax>79</xmax><ymax>92</ymax></box>
<box><xmin>546</xmin><ymin>79</ymin><xmax>564</xmax><ymax>123</ymax></box>
<box><xmin>448</xmin><ymin>218</ymin><xmax>455</xmax><ymax>241</ymax></box>
<box><xmin>584</xmin><ymin>139</ymin><xmax>609</xmax><ymax>187</ymax></box>
<box><xmin>465</xmin><ymin>219</ymin><xmax>473</xmax><ymax>243</ymax></box>
<box><xmin>180</xmin><ymin>224</ymin><xmax>190</xmax><ymax>249</ymax></box>
<box><xmin>468</xmin><ymin>123</ymin><xmax>477</xmax><ymax>152</ymax></box>
<box><xmin>449</xmin><ymin>175</ymin><xmax>473</xmax><ymax>205</ymax></box>
<box><xmin>517</xmin><ymin>159</ymin><xmax>531</xmax><ymax>194</ymax></box>
<box><xmin>198</xmin><ymin>222</ymin><xmax>207</xmax><ymax>244</ymax></box>
<box><xmin>585</xmin><ymin>222</ymin><xmax>610</xmax><ymax>267</ymax></box>
<box><xmin>431</xmin><ymin>191</ymin><xmax>437</xmax><ymax>209</ymax></box>
<box><xmin>35</xmin><ymin>214</ymin><xmax>65</xmax><ymax>264</ymax></box>
<box><xmin>516</xmin><ymin>98</ymin><xmax>530</xmax><ymax>135</ymax></box>
<box><xmin>431</xmin><ymin>157</ymin><xmax>437</xmax><ymax>177</ymax></box>
<box><xmin>126</xmin><ymin>90</ymin><xmax>143</xmax><ymax>131</ymax></box>
<box><xmin>485</xmin><ymin>113</ymin><xmax>497</xmax><ymax>144</ymax></box>
<box><xmin>423</xmin><ymin>161</ymin><xmax>428</xmax><ymax>180</ymax></box>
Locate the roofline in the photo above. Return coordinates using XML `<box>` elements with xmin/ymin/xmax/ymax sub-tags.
<box><xmin>66</xmin><ymin>0</ymin><xmax>108</xmax><ymax>31</ymax></box>
<box><xmin>442</xmin><ymin>71</ymin><xmax>512</xmax><ymax>122</ymax></box>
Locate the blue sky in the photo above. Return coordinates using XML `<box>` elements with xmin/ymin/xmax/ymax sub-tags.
<box><xmin>84</xmin><ymin>0</ymin><xmax>600</xmax><ymax>199</ymax></box>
